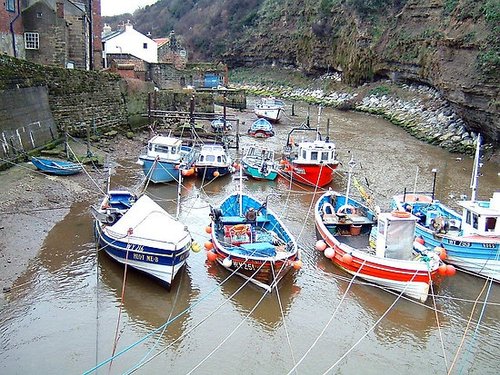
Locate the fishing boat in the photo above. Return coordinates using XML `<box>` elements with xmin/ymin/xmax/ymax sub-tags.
<box><xmin>392</xmin><ymin>135</ymin><xmax>499</xmax><ymax>281</ymax></box>
<box><xmin>211</xmin><ymin>118</ymin><xmax>232</xmax><ymax>132</ymax></box>
<box><xmin>206</xmin><ymin>175</ymin><xmax>301</xmax><ymax>291</ymax></box>
<box><xmin>31</xmin><ymin>156</ymin><xmax>82</xmax><ymax>175</ymax></box>
<box><xmin>137</xmin><ymin>135</ymin><xmax>198</xmax><ymax>183</ymax></box>
<box><xmin>315</xmin><ymin>160</ymin><xmax>447</xmax><ymax>302</ymax></box>
<box><xmin>247</xmin><ymin>118</ymin><xmax>275</xmax><ymax>138</ymax></box>
<box><xmin>93</xmin><ymin>190</ymin><xmax>193</xmax><ymax>288</ymax></box>
<box><xmin>195</xmin><ymin>143</ymin><xmax>234</xmax><ymax>179</ymax></box>
<box><xmin>280</xmin><ymin>125</ymin><xmax>339</xmax><ymax>187</ymax></box>
<box><xmin>241</xmin><ymin>145</ymin><xmax>278</xmax><ymax>181</ymax></box>
<box><xmin>254</xmin><ymin>97</ymin><xmax>285</xmax><ymax>123</ymax></box>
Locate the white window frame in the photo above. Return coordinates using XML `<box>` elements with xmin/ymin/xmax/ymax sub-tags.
<box><xmin>25</xmin><ymin>32</ymin><xmax>40</xmax><ymax>50</ymax></box>
<box><xmin>6</xmin><ymin>0</ymin><xmax>15</xmax><ymax>12</ymax></box>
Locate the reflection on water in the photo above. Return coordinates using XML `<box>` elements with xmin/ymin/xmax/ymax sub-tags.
<box><xmin>0</xmin><ymin>101</ymin><xmax>498</xmax><ymax>374</ymax></box>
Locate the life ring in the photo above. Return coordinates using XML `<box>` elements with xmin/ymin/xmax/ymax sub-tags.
<box><xmin>230</xmin><ymin>224</ymin><xmax>248</xmax><ymax>236</ymax></box>
<box><xmin>337</xmin><ymin>204</ymin><xmax>355</xmax><ymax>215</ymax></box>
<box><xmin>391</xmin><ymin>210</ymin><xmax>411</xmax><ymax>218</ymax></box>
<box><xmin>322</xmin><ymin>202</ymin><xmax>335</xmax><ymax>216</ymax></box>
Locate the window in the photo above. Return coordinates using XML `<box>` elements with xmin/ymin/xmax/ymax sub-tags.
<box><xmin>321</xmin><ymin>151</ymin><xmax>329</xmax><ymax>161</ymax></box>
<box><xmin>311</xmin><ymin>151</ymin><xmax>318</xmax><ymax>161</ymax></box>
<box><xmin>143</xmin><ymin>43</ymin><xmax>148</xmax><ymax>49</ymax></box>
<box><xmin>6</xmin><ymin>0</ymin><xmax>15</xmax><ymax>12</ymax></box>
<box><xmin>24</xmin><ymin>33</ymin><xmax>40</xmax><ymax>50</ymax></box>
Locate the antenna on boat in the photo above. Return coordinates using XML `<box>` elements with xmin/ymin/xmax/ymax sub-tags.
<box><xmin>470</xmin><ymin>134</ymin><xmax>482</xmax><ymax>202</ymax></box>
<box><xmin>238</xmin><ymin>164</ymin><xmax>243</xmax><ymax>216</ymax></box>
<box><xmin>345</xmin><ymin>155</ymin><xmax>356</xmax><ymax>205</ymax></box>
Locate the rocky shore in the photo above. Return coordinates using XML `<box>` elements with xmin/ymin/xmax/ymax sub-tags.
<box><xmin>233</xmin><ymin>78</ymin><xmax>496</xmax><ymax>160</ymax></box>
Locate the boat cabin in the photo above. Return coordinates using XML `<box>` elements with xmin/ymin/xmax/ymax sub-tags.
<box><xmin>295</xmin><ymin>140</ymin><xmax>337</xmax><ymax>165</ymax></box>
<box><xmin>458</xmin><ymin>192</ymin><xmax>500</xmax><ymax>236</ymax></box>
<box><xmin>197</xmin><ymin>144</ymin><xmax>229</xmax><ymax>166</ymax></box>
<box><xmin>375</xmin><ymin>213</ymin><xmax>417</xmax><ymax>260</ymax></box>
<box><xmin>147</xmin><ymin>135</ymin><xmax>182</xmax><ymax>161</ymax></box>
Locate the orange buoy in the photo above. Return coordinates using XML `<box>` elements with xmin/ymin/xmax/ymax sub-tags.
<box><xmin>315</xmin><ymin>240</ymin><xmax>327</xmax><ymax>252</ymax></box>
<box><xmin>446</xmin><ymin>264</ymin><xmax>456</xmax><ymax>276</ymax></box>
<box><xmin>324</xmin><ymin>247</ymin><xmax>335</xmax><ymax>259</ymax></box>
<box><xmin>342</xmin><ymin>253</ymin><xmax>353</xmax><ymax>265</ymax></box>
<box><xmin>204</xmin><ymin>241</ymin><xmax>213</xmax><ymax>250</ymax></box>
<box><xmin>293</xmin><ymin>260</ymin><xmax>303</xmax><ymax>270</ymax></box>
<box><xmin>213</xmin><ymin>170</ymin><xmax>220</xmax><ymax>178</ymax></box>
<box><xmin>415</xmin><ymin>236</ymin><xmax>425</xmax><ymax>245</ymax></box>
<box><xmin>205</xmin><ymin>225</ymin><xmax>212</xmax><ymax>234</ymax></box>
<box><xmin>435</xmin><ymin>247</ymin><xmax>447</xmax><ymax>260</ymax></box>
<box><xmin>207</xmin><ymin>250</ymin><xmax>217</xmax><ymax>262</ymax></box>
<box><xmin>438</xmin><ymin>264</ymin><xmax>448</xmax><ymax>276</ymax></box>
<box><xmin>182</xmin><ymin>168</ymin><xmax>195</xmax><ymax>177</ymax></box>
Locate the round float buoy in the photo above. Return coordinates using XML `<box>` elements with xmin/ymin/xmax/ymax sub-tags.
<box><xmin>342</xmin><ymin>253</ymin><xmax>353</xmax><ymax>265</ymax></box>
<box><xmin>222</xmin><ymin>257</ymin><xmax>233</xmax><ymax>267</ymax></box>
<box><xmin>207</xmin><ymin>251</ymin><xmax>217</xmax><ymax>262</ymax></box>
<box><xmin>324</xmin><ymin>247</ymin><xmax>335</xmax><ymax>259</ymax></box>
<box><xmin>182</xmin><ymin>168</ymin><xmax>195</xmax><ymax>177</ymax></box>
<box><xmin>205</xmin><ymin>225</ymin><xmax>212</xmax><ymax>234</ymax></box>
<box><xmin>293</xmin><ymin>260</ymin><xmax>303</xmax><ymax>270</ymax></box>
<box><xmin>315</xmin><ymin>240</ymin><xmax>327</xmax><ymax>252</ymax></box>
<box><xmin>204</xmin><ymin>241</ymin><xmax>213</xmax><ymax>250</ymax></box>
<box><xmin>213</xmin><ymin>171</ymin><xmax>220</xmax><ymax>178</ymax></box>
<box><xmin>438</xmin><ymin>264</ymin><xmax>448</xmax><ymax>276</ymax></box>
<box><xmin>446</xmin><ymin>264</ymin><xmax>456</xmax><ymax>276</ymax></box>
<box><xmin>435</xmin><ymin>246</ymin><xmax>447</xmax><ymax>260</ymax></box>
<box><xmin>191</xmin><ymin>242</ymin><xmax>201</xmax><ymax>253</ymax></box>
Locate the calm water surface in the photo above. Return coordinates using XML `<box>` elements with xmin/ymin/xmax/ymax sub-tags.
<box><xmin>1</xmin><ymin>100</ymin><xmax>498</xmax><ymax>374</ymax></box>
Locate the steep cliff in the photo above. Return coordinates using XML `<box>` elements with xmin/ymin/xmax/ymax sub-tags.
<box><xmin>123</xmin><ymin>0</ymin><xmax>499</xmax><ymax>146</ymax></box>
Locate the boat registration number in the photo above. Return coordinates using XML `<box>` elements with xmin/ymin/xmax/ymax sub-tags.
<box><xmin>132</xmin><ymin>252</ymin><xmax>159</xmax><ymax>263</ymax></box>
<box><xmin>447</xmin><ymin>239</ymin><xmax>471</xmax><ymax>247</ymax></box>
<box><xmin>233</xmin><ymin>261</ymin><xmax>255</xmax><ymax>271</ymax></box>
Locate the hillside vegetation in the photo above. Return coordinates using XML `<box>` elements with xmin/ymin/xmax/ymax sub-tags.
<box><xmin>104</xmin><ymin>0</ymin><xmax>499</xmax><ymax>145</ymax></box>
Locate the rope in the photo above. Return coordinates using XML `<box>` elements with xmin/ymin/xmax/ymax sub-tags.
<box><xmin>320</xmin><ymin>269</ymin><xmax>421</xmax><ymax>374</ymax></box>
<box><xmin>286</xmin><ymin>260</ymin><xmax>368</xmax><ymax>375</ymax></box>
<box><xmin>428</xmin><ymin>269</ymin><xmax>449</xmax><ymax>371</ymax></box>
<box><xmin>447</xmin><ymin>278</ymin><xmax>490</xmax><ymax>375</ymax></box>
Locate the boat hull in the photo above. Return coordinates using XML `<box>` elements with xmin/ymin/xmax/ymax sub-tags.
<box><xmin>209</xmin><ymin>192</ymin><xmax>300</xmax><ymax>291</ymax></box>
<box><xmin>282</xmin><ymin>161</ymin><xmax>338</xmax><ymax>187</ymax></box>
<box><xmin>196</xmin><ymin>165</ymin><xmax>231</xmax><ymax>179</ymax></box>
<box><xmin>254</xmin><ymin>108</ymin><xmax>281</xmax><ymax>123</ymax></box>
<box><xmin>393</xmin><ymin>193</ymin><xmax>500</xmax><ymax>281</ymax></box>
<box><xmin>95</xmin><ymin>222</ymin><xmax>190</xmax><ymax>287</ymax></box>
<box><xmin>315</xmin><ymin>192</ymin><xmax>440</xmax><ymax>302</ymax></box>
<box><xmin>31</xmin><ymin>157</ymin><xmax>82</xmax><ymax>175</ymax></box>
<box><xmin>138</xmin><ymin>156</ymin><xmax>179</xmax><ymax>183</ymax></box>
<box><xmin>242</xmin><ymin>163</ymin><xmax>278</xmax><ymax>181</ymax></box>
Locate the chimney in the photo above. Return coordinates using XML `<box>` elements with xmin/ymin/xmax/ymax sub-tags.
<box><xmin>56</xmin><ymin>2</ymin><xmax>64</xmax><ymax>18</ymax></box>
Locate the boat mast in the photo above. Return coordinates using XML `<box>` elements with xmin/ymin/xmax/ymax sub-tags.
<box><xmin>239</xmin><ymin>165</ymin><xmax>243</xmax><ymax>216</ymax></box>
<box><xmin>470</xmin><ymin>134</ymin><xmax>482</xmax><ymax>202</ymax></box>
<box><xmin>176</xmin><ymin>172</ymin><xmax>182</xmax><ymax>219</ymax></box>
<box><xmin>345</xmin><ymin>156</ymin><xmax>356</xmax><ymax>204</ymax></box>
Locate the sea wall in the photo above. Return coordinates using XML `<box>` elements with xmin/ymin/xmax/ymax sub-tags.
<box><xmin>0</xmin><ymin>54</ymin><xmax>128</xmax><ymax>140</ymax></box>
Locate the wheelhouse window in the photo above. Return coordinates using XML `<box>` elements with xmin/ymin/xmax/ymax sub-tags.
<box><xmin>143</xmin><ymin>43</ymin><xmax>148</xmax><ymax>49</ymax></box>
<box><xmin>311</xmin><ymin>151</ymin><xmax>318</xmax><ymax>161</ymax></box>
<box><xmin>321</xmin><ymin>151</ymin><xmax>329</xmax><ymax>161</ymax></box>
<box><xmin>6</xmin><ymin>0</ymin><xmax>15</xmax><ymax>12</ymax></box>
<box><xmin>472</xmin><ymin>213</ymin><xmax>478</xmax><ymax>229</ymax></box>
<box><xmin>485</xmin><ymin>217</ymin><xmax>497</xmax><ymax>232</ymax></box>
<box><xmin>24</xmin><ymin>32</ymin><xmax>40</xmax><ymax>50</ymax></box>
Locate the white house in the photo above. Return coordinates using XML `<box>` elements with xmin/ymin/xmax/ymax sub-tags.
<box><xmin>102</xmin><ymin>21</ymin><xmax>157</xmax><ymax>67</ymax></box>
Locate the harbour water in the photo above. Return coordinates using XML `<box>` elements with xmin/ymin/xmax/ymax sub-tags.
<box><xmin>0</xmin><ymin>100</ymin><xmax>498</xmax><ymax>374</ymax></box>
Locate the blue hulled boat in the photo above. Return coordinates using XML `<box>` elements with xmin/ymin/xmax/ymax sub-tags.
<box><xmin>248</xmin><ymin>118</ymin><xmax>274</xmax><ymax>138</ymax></box>
<box><xmin>31</xmin><ymin>156</ymin><xmax>82</xmax><ymax>175</ymax></box>
<box><xmin>137</xmin><ymin>135</ymin><xmax>198</xmax><ymax>183</ymax></box>
<box><xmin>207</xmin><ymin>186</ymin><xmax>301</xmax><ymax>291</ymax></box>
<box><xmin>93</xmin><ymin>192</ymin><xmax>193</xmax><ymax>288</ymax></box>
<box><xmin>195</xmin><ymin>144</ymin><xmax>233</xmax><ymax>179</ymax></box>
<box><xmin>393</xmin><ymin>135</ymin><xmax>499</xmax><ymax>281</ymax></box>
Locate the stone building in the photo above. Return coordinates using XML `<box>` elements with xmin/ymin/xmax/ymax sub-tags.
<box><xmin>0</xmin><ymin>0</ymin><xmax>102</xmax><ymax>70</ymax></box>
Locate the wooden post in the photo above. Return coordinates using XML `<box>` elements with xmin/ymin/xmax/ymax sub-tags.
<box><xmin>291</xmin><ymin>103</ymin><xmax>295</xmax><ymax>116</ymax></box>
<box><xmin>86</xmin><ymin>123</ymin><xmax>92</xmax><ymax>158</ymax></box>
<box><xmin>64</xmin><ymin>123</ymin><xmax>69</xmax><ymax>159</ymax></box>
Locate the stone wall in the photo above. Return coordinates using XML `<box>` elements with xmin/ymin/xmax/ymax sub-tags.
<box><xmin>0</xmin><ymin>54</ymin><xmax>128</xmax><ymax>141</ymax></box>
